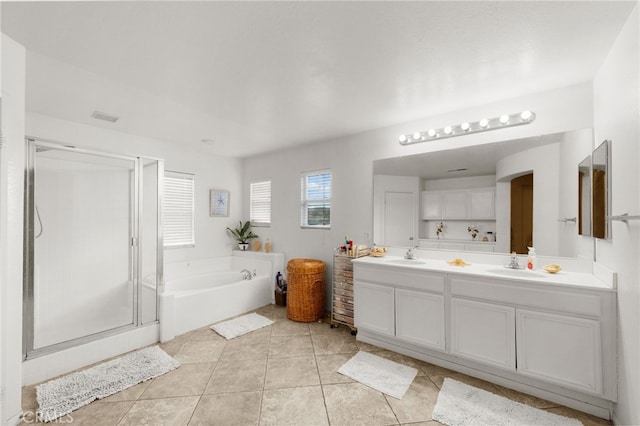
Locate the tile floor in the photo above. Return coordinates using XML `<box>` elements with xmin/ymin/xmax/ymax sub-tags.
<box><xmin>22</xmin><ymin>304</ymin><xmax>612</xmax><ymax>425</ymax></box>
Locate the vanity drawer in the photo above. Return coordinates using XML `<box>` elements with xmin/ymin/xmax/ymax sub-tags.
<box><xmin>334</xmin><ymin>294</ymin><xmax>354</xmax><ymax>306</ymax></box>
<box><xmin>335</xmin><ymin>270</ymin><xmax>354</xmax><ymax>279</ymax></box>
<box><xmin>334</xmin><ymin>257</ymin><xmax>354</xmax><ymax>271</ymax></box>
<box><xmin>333</xmin><ymin>312</ymin><xmax>354</xmax><ymax>325</ymax></box>
<box><xmin>334</xmin><ymin>276</ymin><xmax>353</xmax><ymax>287</ymax></box>
<box><xmin>334</xmin><ymin>287</ymin><xmax>353</xmax><ymax>298</ymax></box>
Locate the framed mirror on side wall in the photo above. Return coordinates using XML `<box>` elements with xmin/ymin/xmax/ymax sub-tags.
<box><xmin>592</xmin><ymin>140</ymin><xmax>611</xmax><ymax>240</ymax></box>
<box><xmin>578</xmin><ymin>155</ymin><xmax>592</xmax><ymax>236</ymax></box>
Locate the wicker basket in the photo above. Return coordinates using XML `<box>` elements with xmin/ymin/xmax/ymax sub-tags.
<box><xmin>286</xmin><ymin>259</ymin><xmax>325</xmax><ymax>322</ymax></box>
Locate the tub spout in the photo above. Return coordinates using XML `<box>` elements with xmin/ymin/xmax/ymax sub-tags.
<box><xmin>241</xmin><ymin>269</ymin><xmax>254</xmax><ymax>280</ymax></box>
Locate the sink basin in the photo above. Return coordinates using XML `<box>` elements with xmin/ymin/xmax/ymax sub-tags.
<box><xmin>485</xmin><ymin>268</ymin><xmax>548</xmax><ymax>278</ymax></box>
<box><xmin>384</xmin><ymin>258</ymin><xmax>428</xmax><ymax>265</ymax></box>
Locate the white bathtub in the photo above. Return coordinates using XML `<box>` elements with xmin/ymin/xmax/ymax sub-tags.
<box><xmin>159</xmin><ymin>252</ymin><xmax>284</xmax><ymax>341</ymax></box>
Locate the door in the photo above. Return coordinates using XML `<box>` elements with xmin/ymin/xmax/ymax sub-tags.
<box><xmin>450</xmin><ymin>298</ymin><xmax>516</xmax><ymax>370</ymax></box>
<box><xmin>354</xmin><ymin>281</ymin><xmax>394</xmax><ymax>336</ymax></box>
<box><xmin>396</xmin><ymin>289</ymin><xmax>445</xmax><ymax>351</ymax></box>
<box><xmin>510</xmin><ymin>173</ymin><xmax>533</xmax><ymax>254</ymax></box>
<box><xmin>516</xmin><ymin>309</ymin><xmax>602</xmax><ymax>394</ymax></box>
<box><xmin>384</xmin><ymin>191</ymin><xmax>415</xmax><ymax>246</ymax></box>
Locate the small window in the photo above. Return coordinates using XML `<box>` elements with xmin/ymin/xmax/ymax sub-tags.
<box><xmin>163</xmin><ymin>171</ymin><xmax>195</xmax><ymax>248</ymax></box>
<box><xmin>250</xmin><ymin>180</ymin><xmax>271</xmax><ymax>226</ymax></box>
<box><xmin>301</xmin><ymin>170</ymin><xmax>331</xmax><ymax>228</ymax></box>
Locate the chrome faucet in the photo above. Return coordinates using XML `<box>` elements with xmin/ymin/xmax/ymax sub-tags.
<box><xmin>505</xmin><ymin>252</ymin><xmax>522</xmax><ymax>269</ymax></box>
<box><xmin>241</xmin><ymin>269</ymin><xmax>256</xmax><ymax>280</ymax></box>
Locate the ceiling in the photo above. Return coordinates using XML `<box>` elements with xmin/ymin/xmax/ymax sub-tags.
<box><xmin>1</xmin><ymin>1</ymin><xmax>636</xmax><ymax>158</ymax></box>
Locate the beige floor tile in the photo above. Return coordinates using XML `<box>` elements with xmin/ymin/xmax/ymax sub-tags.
<box><xmin>308</xmin><ymin>320</ymin><xmax>348</xmax><ymax>335</ymax></box>
<box><xmin>385</xmin><ymin>376</ymin><xmax>440</xmax><ymax>424</ymax></box>
<box><xmin>400</xmin><ymin>421</ymin><xmax>445</xmax><ymax>426</ymax></box>
<box><xmin>272</xmin><ymin>306</ymin><xmax>288</xmax><ymax>320</ymax></box>
<box><xmin>204</xmin><ymin>358</ymin><xmax>267</xmax><ymax>394</ymax></box>
<box><xmin>372</xmin><ymin>349</ymin><xmax>427</xmax><ymax>376</ymax></box>
<box><xmin>173</xmin><ymin>340</ymin><xmax>226</xmax><ymax>364</ymax></box>
<box><xmin>323</xmin><ymin>382</ymin><xmax>399</xmax><ymax>425</ymax></box>
<box><xmin>260</xmin><ymin>386</ymin><xmax>329</xmax><ymax>426</ymax></box>
<box><xmin>139</xmin><ymin>363</ymin><xmax>214</xmax><ymax>399</ymax></box>
<box><xmin>118</xmin><ymin>396</ymin><xmax>199</xmax><ymax>425</ymax></box>
<box><xmin>21</xmin><ymin>386</ymin><xmax>38</xmax><ymax>410</ymax></box>
<box><xmin>355</xmin><ymin>339</ymin><xmax>386</xmax><ymax>353</ymax></box>
<box><xmin>186</xmin><ymin>326</ymin><xmax>226</xmax><ymax>341</ymax></box>
<box><xmin>158</xmin><ymin>339</ymin><xmax>186</xmax><ymax>357</ymax></box>
<box><xmin>100</xmin><ymin>380</ymin><xmax>153</xmax><ymax>402</ymax></box>
<box><xmin>220</xmin><ymin>337</ymin><xmax>270</xmax><ymax>361</ymax></box>
<box><xmin>420</xmin><ymin>362</ymin><xmax>457</xmax><ymax>378</ymax></box>
<box><xmin>429</xmin><ymin>372</ymin><xmax>501</xmax><ymax>394</ymax></box>
<box><xmin>253</xmin><ymin>304</ymin><xmax>275</xmax><ymax>318</ymax></box>
<box><xmin>315</xmin><ymin>352</ymin><xmax>357</xmax><ymax>385</ymax></box>
<box><xmin>189</xmin><ymin>391</ymin><xmax>261</xmax><ymax>425</ymax></box>
<box><xmin>64</xmin><ymin>401</ymin><xmax>133</xmax><ymax>426</ymax></box>
<box><xmin>264</xmin><ymin>355</ymin><xmax>320</xmax><ymax>389</ymax></box>
<box><xmin>269</xmin><ymin>335</ymin><xmax>314</xmax><ymax>358</ymax></box>
<box><xmin>271</xmin><ymin>319</ymin><xmax>311</xmax><ymax>336</ymax></box>
<box><xmin>311</xmin><ymin>333</ymin><xmax>359</xmax><ymax>355</ymax></box>
<box><xmin>546</xmin><ymin>406</ymin><xmax>613</xmax><ymax>426</ymax></box>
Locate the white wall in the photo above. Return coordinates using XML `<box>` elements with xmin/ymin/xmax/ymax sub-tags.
<box><xmin>243</xmin><ymin>83</ymin><xmax>594</xmax><ymax>308</ymax></box>
<box><xmin>592</xmin><ymin>4</ymin><xmax>640</xmax><ymax>424</ymax></box>
<box><xmin>26</xmin><ymin>113</ymin><xmax>245</xmax><ymax>263</ymax></box>
<box><xmin>0</xmin><ymin>33</ymin><xmax>26</xmax><ymax>426</ymax></box>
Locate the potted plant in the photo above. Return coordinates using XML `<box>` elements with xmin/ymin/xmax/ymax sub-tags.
<box><xmin>226</xmin><ymin>220</ymin><xmax>258</xmax><ymax>251</ymax></box>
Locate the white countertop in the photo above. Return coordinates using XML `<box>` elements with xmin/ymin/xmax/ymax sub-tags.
<box><xmin>353</xmin><ymin>255</ymin><xmax>614</xmax><ymax>291</ymax></box>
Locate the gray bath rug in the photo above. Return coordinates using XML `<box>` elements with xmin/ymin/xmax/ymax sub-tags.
<box><xmin>432</xmin><ymin>378</ymin><xmax>583</xmax><ymax>426</ymax></box>
<box><xmin>36</xmin><ymin>346</ymin><xmax>180</xmax><ymax>422</ymax></box>
<box><xmin>337</xmin><ymin>351</ymin><xmax>418</xmax><ymax>399</ymax></box>
<box><xmin>210</xmin><ymin>312</ymin><xmax>273</xmax><ymax>339</ymax></box>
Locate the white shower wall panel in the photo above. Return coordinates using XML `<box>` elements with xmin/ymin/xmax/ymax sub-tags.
<box><xmin>33</xmin><ymin>156</ymin><xmax>134</xmax><ymax>349</ymax></box>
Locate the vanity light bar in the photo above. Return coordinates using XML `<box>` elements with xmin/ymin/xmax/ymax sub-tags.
<box><xmin>398</xmin><ymin>111</ymin><xmax>536</xmax><ymax>145</ymax></box>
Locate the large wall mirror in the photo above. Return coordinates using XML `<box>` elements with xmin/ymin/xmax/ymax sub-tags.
<box><xmin>592</xmin><ymin>140</ymin><xmax>610</xmax><ymax>239</ymax></box>
<box><xmin>373</xmin><ymin>128</ymin><xmax>595</xmax><ymax>259</ymax></box>
<box><xmin>578</xmin><ymin>155</ymin><xmax>592</xmax><ymax>236</ymax></box>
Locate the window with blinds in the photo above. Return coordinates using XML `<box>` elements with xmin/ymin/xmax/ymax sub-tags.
<box><xmin>250</xmin><ymin>180</ymin><xmax>271</xmax><ymax>226</ymax></box>
<box><xmin>301</xmin><ymin>170</ymin><xmax>331</xmax><ymax>228</ymax></box>
<box><xmin>163</xmin><ymin>171</ymin><xmax>195</xmax><ymax>248</ymax></box>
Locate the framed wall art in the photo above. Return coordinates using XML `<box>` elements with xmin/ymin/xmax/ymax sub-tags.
<box><xmin>210</xmin><ymin>189</ymin><xmax>229</xmax><ymax>217</ymax></box>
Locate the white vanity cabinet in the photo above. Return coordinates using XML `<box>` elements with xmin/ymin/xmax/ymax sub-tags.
<box><xmin>396</xmin><ymin>289</ymin><xmax>445</xmax><ymax>351</ymax></box>
<box><xmin>450</xmin><ymin>298</ymin><xmax>515</xmax><ymax>370</ymax></box>
<box><xmin>441</xmin><ymin>190</ymin><xmax>468</xmax><ymax>219</ymax></box>
<box><xmin>353</xmin><ymin>281</ymin><xmax>394</xmax><ymax>336</ymax></box>
<box><xmin>468</xmin><ymin>188</ymin><xmax>495</xmax><ymax>219</ymax></box>
<box><xmin>516</xmin><ymin>309</ymin><xmax>602</xmax><ymax>394</ymax></box>
<box><xmin>353</xmin><ymin>258</ymin><xmax>617</xmax><ymax>418</ymax></box>
<box><xmin>353</xmin><ymin>265</ymin><xmax>446</xmax><ymax>351</ymax></box>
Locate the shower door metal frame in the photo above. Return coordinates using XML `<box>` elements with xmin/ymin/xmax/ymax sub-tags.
<box><xmin>23</xmin><ymin>137</ymin><xmax>163</xmax><ymax>360</ymax></box>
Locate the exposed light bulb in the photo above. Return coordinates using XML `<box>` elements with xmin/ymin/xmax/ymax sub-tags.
<box><xmin>460</xmin><ymin>122</ymin><xmax>470</xmax><ymax>131</ymax></box>
<box><xmin>427</xmin><ymin>129</ymin><xmax>436</xmax><ymax>137</ymax></box>
<box><xmin>444</xmin><ymin>126</ymin><xmax>453</xmax><ymax>135</ymax></box>
<box><xmin>413</xmin><ymin>132</ymin><xmax>422</xmax><ymax>140</ymax></box>
<box><xmin>499</xmin><ymin>114</ymin><xmax>509</xmax><ymax>124</ymax></box>
<box><xmin>399</xmin><ymin>135</ymin><xmax>407</xmax><ymax>143</ymax></box>
<box><xmin>479</xmin><ymin>118</ymin><xmax>489</xmax><ymax>128</ymax></box>
<box><xmin>521</xmin><ymin>110</ymin><xmax>532</xmax><ymax>121</ymax></box>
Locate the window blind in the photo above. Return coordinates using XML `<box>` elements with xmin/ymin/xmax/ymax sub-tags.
<box><xmin>250</xmin><ymin>180</ymin><xmax>271</xmax><ymax>225</ymax></box>
<box><xmin>163</xmin><ymin>172</ymin><xmax>195</xmax><ymax>247</ymax></box>
<box><xmin>301</xmin><ymin>170</ymin><xmax>331</xmax><ymax>227</ymax></box>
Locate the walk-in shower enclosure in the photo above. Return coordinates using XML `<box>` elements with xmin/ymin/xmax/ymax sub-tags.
<box><xmin>23</xmin><ymin>138</ymin><xmax>163</xmax><ymax>359</ymax></box>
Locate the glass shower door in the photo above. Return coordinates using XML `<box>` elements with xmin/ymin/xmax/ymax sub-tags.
<box><xmin>27</xmin><ymin>143</ymin><xmax>138</xmax><ymax>351</ymax></box>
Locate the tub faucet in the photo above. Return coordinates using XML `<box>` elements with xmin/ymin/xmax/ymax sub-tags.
<box><xmin>241</xmin><ymin>269</ymin><xmax>255</xmax><ymax>280</ymax></box>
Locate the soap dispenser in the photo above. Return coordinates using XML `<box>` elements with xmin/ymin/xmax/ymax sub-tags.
<box><xmin>527</xmin><ymin>247</ymin><xmax>537</xmax><ymax>271</ymax></box>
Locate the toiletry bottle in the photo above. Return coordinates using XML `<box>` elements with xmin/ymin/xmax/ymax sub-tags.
<box><xmin>527</xmin><ymin>247</ymin><xmax>537</xmax><ymax>271</ymax></box>
<box><xmin>264</xmin><ymin>239</ymin><xmax>271</xmax><ymax>253</ymax></box>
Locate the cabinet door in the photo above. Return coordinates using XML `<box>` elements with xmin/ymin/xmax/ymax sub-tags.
<box><xmin>450</xmin><ymin>298</ymin><xmax>516</xmax><ymax>370</ymax></box>
<box><xmin>396</xmin><ymin>289</ymin><xmax>445</xmax><ymax>351</ymax></box>
<box><xmin>469</xmin><ymin>188</ymin><xmax>495</xmax><ymax>219</ymax></box>
<box><xmin>354</xmin><ymin>281</ymin><xmax>394</xmax><ymax>336</ymax></box>
<box><xmin>421</xmin><ymin>191</ymin><xmax>442</xmax><ymax>220</ymax></box>
<box><xmin>516</xmin><ymin>309</ymin><xmax>602</xmax><ymax>394</ymax></box>
<box><xmin>442</xmin><ymin>191</ymin><xmax>468</xmax><ymax>219</ymax></box>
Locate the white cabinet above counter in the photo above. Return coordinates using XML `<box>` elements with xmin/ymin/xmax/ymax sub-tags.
<box><xmin>422</xmin><ymin>187</ymin><xmax>495</xmax><ymax>220</ymax></box>
<box><xmin>352</xmin><ymin>255</ymin><xmax>616</xmax><ymax>419</ymax></box>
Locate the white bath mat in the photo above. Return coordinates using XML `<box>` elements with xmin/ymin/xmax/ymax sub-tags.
<box><xmin>432</xmin><ymin>378</ymin><xmax>583</xmax><ymax>426</ymax></box>
<box><xmin>337</xmin><ymin>351</ymin><xmax>418</xmax><ymax>399</ymax></box>
<box><xmin>210</xmin><ymin>312</ymin><xmax>273</xmax><ymax>339</ymax></box>
<box><xmin>36</xmin><ymin>346</ymin><xmax>180</xmax><ymax>422</ymax></box>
